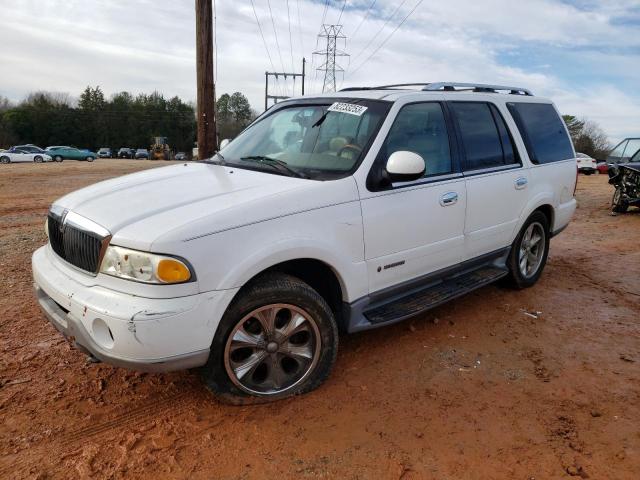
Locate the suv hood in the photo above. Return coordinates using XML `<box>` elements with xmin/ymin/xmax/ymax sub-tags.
<box><xmin>54</xmin><ymin>163</ymin><xmax>358</xmax><ymax>251</ymax></box>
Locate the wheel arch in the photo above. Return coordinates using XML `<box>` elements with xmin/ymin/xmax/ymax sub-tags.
<box><xmin>222</xmin><ymin>256</ymin><xmax>350</xmax><ymax>328</ymax></box>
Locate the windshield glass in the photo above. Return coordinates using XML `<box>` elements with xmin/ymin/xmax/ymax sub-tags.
<box><xmin>211</xmin><ymin>99</ymin><xmax>390</xmax><ymax>180</ymax></box>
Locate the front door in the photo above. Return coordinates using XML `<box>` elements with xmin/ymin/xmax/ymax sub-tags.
<box><xmin>360</xmin><ymin>101</ymin><xmax>467</xmax><ymax>294</ymax></box>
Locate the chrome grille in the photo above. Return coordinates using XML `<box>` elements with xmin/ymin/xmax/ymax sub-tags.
<box><xmin>47</xmin><ymin>209</ymin><xmax>110</xmax><ymax>274</ymax></box>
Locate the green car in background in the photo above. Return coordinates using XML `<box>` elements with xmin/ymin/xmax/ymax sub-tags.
<box><xmin>45</xmin><ymin>146</ymin><xmax>97</xmax><ymax>162</ymax></box>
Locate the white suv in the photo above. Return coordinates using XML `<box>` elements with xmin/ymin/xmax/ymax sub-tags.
<box><xmin>32</xmin><ymin>82</ymin><xmax>577</xmax><ymax>402</ymax></box>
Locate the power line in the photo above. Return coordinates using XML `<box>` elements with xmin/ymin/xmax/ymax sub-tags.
<box><xmin>296</xmin><ymin>0</ymin><xmax>305</xmax><ymax>57</ymax></box>
<box><xmin>349</xmin><ymin>0</ymin><xmax>424</xmax><ymax>77</ymax></box>
<box><xmin>350</xmin><ymin>0</ymin><xmax>376</xmax><ymax>42</ymax></box>
<box><xmin>250</xmin><ymin>0</ymin><xmax>283</xmax><ymax>96</ymax></box>
<box><xmin>350</xmin><ymin>0</ymin><xmax>407</xmax><ymax>65</ymax></box>
<box><xmin>286</xmin><ymin>0</ymin><xmax>295</xmax><ymax>94</ymax></box>
<box><xmin>266</xmin><ymin>0</ymin><xmax>286</xmax><ymax>74</ymax></box>
<box><xmin>321</xmin><ymin>0</ymin><xmax>329</xmax><ymax>25</ymax></box>
<box><xmin>337</xmin><ymin>0</ymin><xmax>347</xmax><ymax>25</ymax></box>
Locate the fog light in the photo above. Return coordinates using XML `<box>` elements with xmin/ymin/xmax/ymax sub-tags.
<box><xmin>92</xmin><ymin>318</ymin><xmax>114</xmax><ymax>349</ymax></box>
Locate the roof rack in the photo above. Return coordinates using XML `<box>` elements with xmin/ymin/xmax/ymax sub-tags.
<box><xmin>423</xmin><ymin>82</ymin><xmax>533</xmax><ymax>96</ymax></box>
<box><xmin>339</xmin><ymin>82</ymin><xmax>533</xmax><ymax>96</ymax></box>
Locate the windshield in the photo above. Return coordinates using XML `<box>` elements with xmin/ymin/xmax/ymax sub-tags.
<box><xmin>210</xmin><ymin>99</ymin><xmax>390</xmax><ymax>180</ymax></box>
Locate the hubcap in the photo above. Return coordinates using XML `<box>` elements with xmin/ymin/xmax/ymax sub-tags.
<box><xmin>224</xmin><ymin>304</ymin><xmax>321</xmax><ymax>396</ymax></box>
<box><xmin>519</xmin><ymin>222</ymin><xmax>545</xmax><ymax>278</ymax></box>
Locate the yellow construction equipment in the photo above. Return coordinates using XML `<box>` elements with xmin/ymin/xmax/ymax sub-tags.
<box><xmin>150</xmin><ymin>136</ymin><xmax>171</xmax><ymax>160</ymax></box>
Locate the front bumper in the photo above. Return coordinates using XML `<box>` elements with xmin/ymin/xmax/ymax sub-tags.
<box><xmin>32</xmin><ymin>245</ymin><xmax>238</xmax><ymax>372</ymax></box>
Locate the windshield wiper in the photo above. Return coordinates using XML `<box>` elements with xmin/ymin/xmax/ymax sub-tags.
<box><xmin>240</xmin><ymin>156</ymin><xmax>308</xmax><ymax>179</ymax></box>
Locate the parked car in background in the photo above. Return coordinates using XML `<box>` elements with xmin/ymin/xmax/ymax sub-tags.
<box><xmin>576</xmin><ymin>152</ymin><xmax>597</xmax><ymax>174</ymax></box>
<box><xmin>97</xmin><ymin>148</ymin><xmax>112</xmax><ymax>159</ymax></box>
<box><xmin>175</xmin><ymin>152</ymin><xmax>187</xmax><ymax>161</ymax></box>
<box><xmin>596</xmin><ymin>161</ymin><xmax>608</xmax><ymax>174</ymax></box>
<box><xmin>1</xmin><ymin>147</ymin><xmax>52</xmax><ymax>164</ymax></box>
<box><xmin>46</xmin><ymin>146</ymin><xmax>97</xmax><ymax>162</ymax></box>
<box><xmin>33</xmin><ymin>82</ymin><xmax>578</xmax><ymax>403</ymax></box>
<box><xmin>607</xmin><ymin>138</ymin><xmax>640</xmax><ymax>165</ymax></box>
<box><xmin>135</xmin><ymin>148</ymin><xmax>150</xmax><ymax>159</ymax></box>
<box><xmin>117</xmin><ymin>148</ymin><xmax>134</xmax><ymax>159</ymax></box>
<box><xmin>15</xmin><ymin>144</ymin><xmax>47</xmax><ymax>154</ymax></box>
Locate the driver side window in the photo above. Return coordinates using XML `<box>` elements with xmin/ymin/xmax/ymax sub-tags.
<box><xmin>381</xmin><ymin>102</ymin><xmax>452</xmax><ymax>178</ymax></box>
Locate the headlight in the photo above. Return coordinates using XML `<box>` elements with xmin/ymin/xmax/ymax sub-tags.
<box><xmin>100</xmin><ymin>246</ymin><xmax>193</xmax><ymax>284</ymax></box>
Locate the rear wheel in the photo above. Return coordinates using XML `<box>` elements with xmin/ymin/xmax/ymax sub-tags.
<box><xmin>505</xmin><ymin>211</ymin><xmax>550</xmax><ymax>289</ymax></box>
<box><xmin>200</xmin><ymin>273</ymin><xmax>338</xmax><ymax>404</ymax></box>
<box><xmin>612</xmin><ymin>187</ymin><xmax>629</xmax><ymax>213</ymax></box>
<box><xmin>0</xmin><ymin>156</ymin><xmax>10</xmax><ymax>164</ymax></box>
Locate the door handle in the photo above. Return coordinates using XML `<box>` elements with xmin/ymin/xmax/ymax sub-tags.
<box><xmin>515</xmin><ymin>177</ymin><xmax>528</xmax><ymax>190</ymax></box>
<box><xmin>439</xmin><ymin>191</ymin><xmax>458</xmax><ymax>206</ymax></box>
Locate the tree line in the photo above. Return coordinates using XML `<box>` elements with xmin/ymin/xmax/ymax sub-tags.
<box><xmin>0</xmin><ymin>87</ymin><xmax>256</xmax><ymax>154</ymax></box>
<box><xmin>562</xmin><ymin>115</ymin><xmax>611</xmax><ymax>160</ymax></box>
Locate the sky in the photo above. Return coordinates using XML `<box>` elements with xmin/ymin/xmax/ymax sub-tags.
<box><xmin>1</xmin><ymin>0</ymin><xmax>639</xmax><ymax>143</ymax></box>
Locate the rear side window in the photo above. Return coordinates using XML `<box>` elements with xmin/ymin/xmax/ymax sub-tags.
<box><xmin>450</xmin><ymin>102</ymin><xmax>518</xmax><ymax>170</ymax></box>
<box><xmin>507</xmin><ymin>102</ymin><xmax>574</xmax><ymax>164</ymax></box>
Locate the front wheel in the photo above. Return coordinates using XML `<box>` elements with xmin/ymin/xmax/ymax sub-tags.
<box><xmin>200</xmin><ymin>273</ymin><xmax>338</xmax><ymax>404</ymax></box>
<box><xmin>54</xmin><ymin>155</ymin><xmax>63</xmax><ymax>162</ymax></box>
<box><xmin>611</xmin><ymin>187</ymin><xmax>628</xmax><ymax>213</ymax></box>
<box><xmin>34</xmin><ymin>155</ymin><xmax>43</xmax><ymax>163</ymax></box>
<box><xmin>505</xmin><ymin>211</ymin><xmax>550</xmax><ymax>289</ymax></box>
<box><xmin>85</xmin><ymin>156</ymin><xmax>95</xmax><ymax>162</ymax></box>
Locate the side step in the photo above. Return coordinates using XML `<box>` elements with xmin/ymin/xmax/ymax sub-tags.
<box><xmin>364</xmin><ymin>266</ymin><xmax>508</xmax><ymax>325</ymax></box>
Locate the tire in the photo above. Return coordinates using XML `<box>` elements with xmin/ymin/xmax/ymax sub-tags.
<box><xmin>86</xmin><ymin>156</ymin><xmax>95</xmax><ymax>162</ymax></box>
<box><xmin>505</xmin><ymin>211</ymin><xmax>550</xmax><ymax>289</ymax></box>
<box><xmin>611</xmin><ymin>187</ymin><xmax>628</xmax><ymax>213</ymax></box>
<box><xmin>34</xmin><ymin>155</ymin><xmax>43</xmax><ymax>163</ymax></box>
<box><xmin>199</xmin><ymin>272</ymin><xmax>338</xmax><ymax>404</ymax></box>
<box><xmin>0</xmin><ymin>156</ymin><xmax>10</xmax><ymax>164</ymax></box>
<box><xmin>54</xmin><ymin>155</ymin><xmax>63</xmax><ymax>162</ymax></box>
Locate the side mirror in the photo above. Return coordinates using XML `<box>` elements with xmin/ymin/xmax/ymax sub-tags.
<box><xmin>219</xmin><ymin>139</ymin><xmax>230</xmax><ymax>149</ymax></box>
<box><xmin>386</xmin><ymin>151</ymin><xmax>426</xmax><ymax>182</ymax></box>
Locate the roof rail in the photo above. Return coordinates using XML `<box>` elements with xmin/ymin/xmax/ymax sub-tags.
<box><xmin>423</xmin><ymin>82</ymin><xmax>533</xmax><ymax>96</ymax></box>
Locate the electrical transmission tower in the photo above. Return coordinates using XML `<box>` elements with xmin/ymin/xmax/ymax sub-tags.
<box><xmin>313</xmin><ymin>25</ymin><xmax>349</xmax><ymax>93</ymax></box>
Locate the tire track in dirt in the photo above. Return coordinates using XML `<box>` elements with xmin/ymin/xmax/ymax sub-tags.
<box><xmin>0</xmin><ymin>388</ymin><xmax>208</xmax><ymax>477</ymax></box>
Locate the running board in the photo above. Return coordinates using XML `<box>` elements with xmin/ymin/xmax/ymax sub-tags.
<box><xmin>363</xmin><ymin>266</ymin><xmax>508</xmax><ymax>325</ymax></box>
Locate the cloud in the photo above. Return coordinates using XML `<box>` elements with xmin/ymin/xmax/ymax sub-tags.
<box><xmin>0</xmin><ymin>0</ymin><xmax>637</xmax><ymax>142</ymax></box>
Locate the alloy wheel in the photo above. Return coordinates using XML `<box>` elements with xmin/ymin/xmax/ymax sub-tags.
<box><xmin>518</xmin><ymin>222</ymin><xmax>545</xmax><ymax>278</ymax></box>
<box><xmin>224</xmin><ymin>303</ymin><xmax>321</xmax><ymax>396</ymax></box>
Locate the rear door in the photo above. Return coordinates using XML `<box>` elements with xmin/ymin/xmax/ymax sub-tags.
<box><xmin>449</xmin><ymin>101</ymin><xmax>529</xmax><ymax>259</ymax></box>
<box><xmin>360</xmin><ymin>101</ymin><xmax>467</xmax><ymax>293</ymax></box>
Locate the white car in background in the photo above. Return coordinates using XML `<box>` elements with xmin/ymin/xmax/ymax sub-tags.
<box><xmin>576</xmin><ymin>152</ymin><xmax>597</xmax><ymax>174</ymax></box>
<box><xmin>0</xmin><ymin>147</ymin><xmax>52</xmax><ymax>164</ymax></box>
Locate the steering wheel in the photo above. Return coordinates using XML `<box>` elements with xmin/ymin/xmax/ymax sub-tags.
<box><xmin>336</xmin><ymin>144</ymin><xmax>363</xmax><ymax>160</ymax></box>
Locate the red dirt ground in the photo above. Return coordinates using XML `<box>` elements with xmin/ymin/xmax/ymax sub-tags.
<box><xmin>0</xmin><ymin>160</ymin><xmax>638</xmax><ymax>479</ymax></box>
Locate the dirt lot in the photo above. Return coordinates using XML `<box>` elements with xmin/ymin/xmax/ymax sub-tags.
<box><xmin>0</xmin><ymin>159</ymin><xmax>638</xmax><ymax>479</ymax></box>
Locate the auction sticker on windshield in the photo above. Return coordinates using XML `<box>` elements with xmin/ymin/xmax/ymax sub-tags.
<box><xmin>327</xmin><ymin>102</ymin><xmax>368</xmax><ymax>116</ymax></box>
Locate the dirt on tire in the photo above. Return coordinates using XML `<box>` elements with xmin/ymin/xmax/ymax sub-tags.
<box><xmin>1</xmin><ymin>162</ymin><xmax>639</xmax><ymax>479</ymax></box>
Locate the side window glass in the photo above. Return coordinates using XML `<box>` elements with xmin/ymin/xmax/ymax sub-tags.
<box><xmin>607</xmin><ymin>140</ymin><xmax>627</xmax><ymax>162</ymax></box>
<box><xmin>506</xmin><ymin>102</ymin><xmax>574</xmax><ymax>164</ymax></box>
<box><xmin>451</xmin><ymin>102</ymin><xmax>504</xmax><ymax>170</ymax></box>
<box><xmin>621</xmin><ymin>139</ymin><xmax>640</xmax><ymax>163</ymax></box>
<box><xmin>381</xmin><ymin>102</ymin><xmax>452</xmax><ymax>178</ymax></box>
<box><xmin>490</xmin><ymin>104</ymin><xmax>518</xmax><ymax>165</ymax></box>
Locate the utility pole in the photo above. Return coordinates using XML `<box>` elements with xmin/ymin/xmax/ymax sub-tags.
<box><xmin>314</xmin><ymin>25</ymin><xmax>348</xmax><ymax>93</ymax></box>
<box><xmin>195</xmin><ymin>0</ymin><xmax>216</xmax><ymax>159</ymax></box>
<box><xmin>264</xmin><ymin>58</ymin><xmax>306</xmax><ymax>111</ymax></box>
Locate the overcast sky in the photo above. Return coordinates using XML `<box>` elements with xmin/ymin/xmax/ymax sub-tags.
<box><xmin>1</xmin><ymin>0</ymin><xmax>639</xmax><ymax>142</ymax></box>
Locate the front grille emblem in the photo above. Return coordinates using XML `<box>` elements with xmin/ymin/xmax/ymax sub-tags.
<box><xmin>59</xmin><ymin>209</ymin><xmax>69</xmax><ymax>233</ymax></box>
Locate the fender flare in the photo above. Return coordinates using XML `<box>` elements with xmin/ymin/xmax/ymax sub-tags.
<box><xmin>510</xmin><ymin>192</ymin><xmax>556</xmax><ymax>242</ymax></box>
